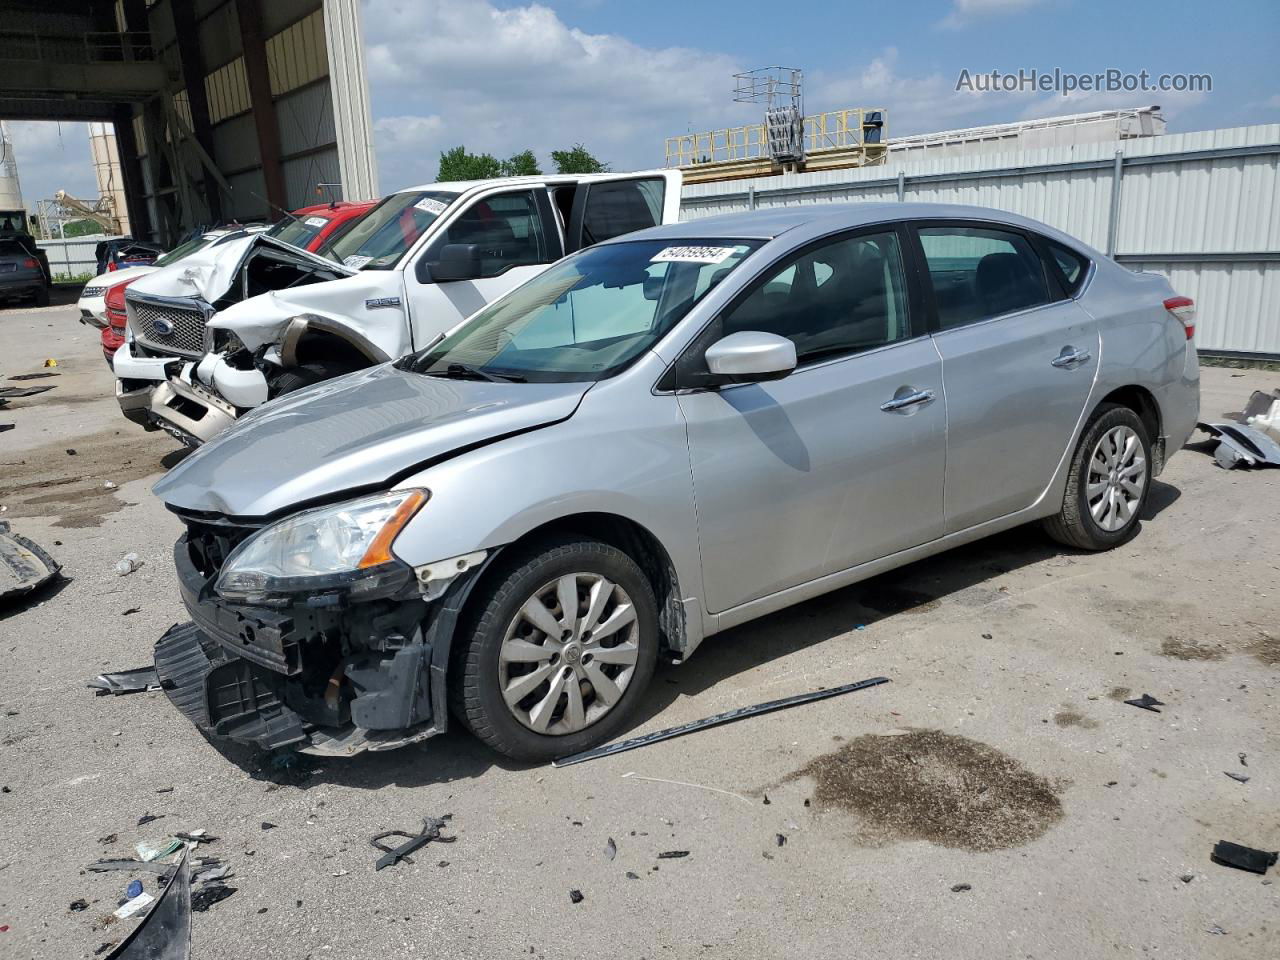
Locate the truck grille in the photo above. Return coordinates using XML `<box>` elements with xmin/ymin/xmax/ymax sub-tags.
<box><xmin>128</xmin><ymin>295</ymin><xmax>209</xmax><ymax>358</ymax></box>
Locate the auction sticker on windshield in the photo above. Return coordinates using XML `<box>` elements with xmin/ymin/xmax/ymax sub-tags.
<box><xmin>651</xmin><ymin>246</ymin><xmax>738</xmax><ymax>264</ymax></box>
<box><xmin>414</xmin><ymin>197</ymin><xmax>449</xmax><ymax>216</ymax></box>
<box><xmin>343</xmin><ymin>255</ymin><xmax>372</xmax><ymax>269</ymax></box>
<box><xmin>304</xmin><ymin>216</ymin><xmax>328</xmax><ymax>228</ymax></box>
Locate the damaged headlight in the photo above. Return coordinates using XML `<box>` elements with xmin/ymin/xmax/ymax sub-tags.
<box><xmin>215</xmin><ymin>489</ymin><xmax>428</xmax><ymax>604</ymax></box>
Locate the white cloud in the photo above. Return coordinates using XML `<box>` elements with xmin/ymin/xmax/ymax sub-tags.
<box><xmin>939</xmin><ymin>0</ymin><xmax>1045</xmax><ymax>30</ymax></box>
<box><xmin>3</xmin><ymin>121</ymin><xmax>98</xmax><ymax>212</ymax></box>
<box><xmin>362</xmin><ymin>0</ymin><xmax>750</xmax><ymax>188</ymax></box>
<box><xmin>1018</xmin><ymin>87</ymin><xmax>1206</xmax><ymax>121</ymax></box>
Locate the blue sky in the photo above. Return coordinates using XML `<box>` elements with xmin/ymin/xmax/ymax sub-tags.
<box><xmin>8</xmin><ymin>0</ymin><xmax>1278</xmax><ymax>210</ymax></box>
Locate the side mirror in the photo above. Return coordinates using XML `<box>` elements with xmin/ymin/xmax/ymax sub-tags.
<box><xmin>420</xmin><ymin>243</ymin><xmax>482</xmax><ymax>283</ymax></box>
<box><xmin>703</xmin><ymin>331</ymin><xmax>796</xmax><ymax>384</ymax></box>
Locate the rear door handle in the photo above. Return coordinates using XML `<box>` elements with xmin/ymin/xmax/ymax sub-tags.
<box><xmin>1051</xmin><ymin>347</ymin><xmax>1092</xmax><ymax>368</ymax></box>
<box><xmin>880</xmin><ymin>388</ymin><xmax>936</xmax><ymax>413</ymax></box>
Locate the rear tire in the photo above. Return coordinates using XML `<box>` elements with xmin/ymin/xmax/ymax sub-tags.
<box><xmin>271</xmin><ymin>360</ymin><xmax>362</xmax><ymax>396</ymax></box>
<box><xmin>1044</xmin><ymin>403</ymin><xmax>1151</xmax><ymax>550</ymax></box>
<box><xmin>33</xmin><ymin>286</ymin><xmax>49</xmax><ymax>307</ymax></box>
<box><xmin>451</xmin><ymin>536</ymin><xmax>659</xmax><ymax>762</ymax></box>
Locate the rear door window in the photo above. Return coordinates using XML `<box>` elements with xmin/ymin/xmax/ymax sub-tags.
<box><xmin>916</xmin><ymin>225</ymin><xmax>1050</xmax><ymax>329</ymax></box>
<box><xmin>577</xmin><ymin>178</ymin><xmax>666</xmax><ymax>247</ymax></box>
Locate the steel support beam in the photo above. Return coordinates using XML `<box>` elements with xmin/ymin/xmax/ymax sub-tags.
<box><xmin>171</xmin><ymin>0</ymin><xmax>223</xmax><ymax>222</ymax></box>
<box><xmin>236</xmin><ymin>0</ymin><xmax>287</xmax><ymax>219</ymax></box>
<box><xmin>112</xmin><ymin>104</ymin><xmax>151</xmax><ymax>240</ymax></box>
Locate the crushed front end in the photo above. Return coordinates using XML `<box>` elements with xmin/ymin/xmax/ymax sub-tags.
<box><xmin>155</xmin><ymin>504</ymin><xmax>485</xmax><ymax>756</ymax></box>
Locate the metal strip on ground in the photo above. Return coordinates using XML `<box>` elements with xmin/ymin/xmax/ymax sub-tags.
<box><xmin>552</xmin><ymin>676</ymin><xmax>890</xmax><ymax>768</ymax></box>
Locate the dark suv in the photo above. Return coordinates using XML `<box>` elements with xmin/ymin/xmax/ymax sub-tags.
<box><xmin>0</xmin><ymin>237</ymin><xmax>49</xmax><ymax>306</ymax></box>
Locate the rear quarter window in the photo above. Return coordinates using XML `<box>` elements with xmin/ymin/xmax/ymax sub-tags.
<box><xmin>1046</xmin><ymin>240</ymin><xmax>1090</xmax><ymax>296</ymax></box>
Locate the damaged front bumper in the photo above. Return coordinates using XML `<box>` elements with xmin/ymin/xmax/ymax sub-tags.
<box><xmin>114</xmin><ymin>341</ymin><xmax>241</xmax><ymax>445</ymax></box>
<box><xmin>154</xmin><ymin>534</ymin><xmax>483</xmax><ymax>756</ymax></box>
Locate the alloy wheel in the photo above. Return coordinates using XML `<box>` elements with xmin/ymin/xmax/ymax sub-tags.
<box><xmin>497</xmin><ymin>573</ymin><xmax>640</xmax><ymax>735</ymax></box>
<box><xmin>1086</xmin><ymin>424</ymin><xmax>1146</xmax><ymax>532</ymax></box>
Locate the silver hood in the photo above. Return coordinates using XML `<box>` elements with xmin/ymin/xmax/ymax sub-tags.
<box><xmin>153</xmin><ymin>365</ymin><xmax>590</xmax><ymax>517</ymax></box>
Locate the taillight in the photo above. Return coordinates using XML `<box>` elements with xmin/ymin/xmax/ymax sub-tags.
<box><xmin>22</xmin><ymin>257</ymin><xmax>38</xmax><ymax>269</ymax></box>
<box><xmin>1163</xmin><ymin>296</ymin><xmax>1195</xmax><ymax>340</ymax></box>
<box><xmin>107</xmin><ymin>260</ymin><xmax>118</xmax><ymax>271</ymax></box>
<box><xmin>105</xmin><ymin>278</ymin><xmax>136</xmax><ymax>330</ymax></box>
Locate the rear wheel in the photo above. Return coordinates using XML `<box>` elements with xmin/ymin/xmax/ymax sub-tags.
<box><xmin>452</xmin><ymin>537</ymin><xmax>659</xmax><ymax>762</ymax></box>
<box><xmin>33</xmin><ymin>286</ymin><xmax>49</xmax><ymax>307</ymax></box>
<box><xmin>1044</xmin><ymin>403</ymin><xmax>1151</xmax><ymax>550</ymax></box>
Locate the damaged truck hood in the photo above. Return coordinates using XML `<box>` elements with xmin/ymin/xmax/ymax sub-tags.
<box><xmin>127</xmin><ymin>233</ymin><xmax>354</xmax><ymax>302</ymax></box>
<box><xmin>153</xmin><ymin>364</ymin><xmax>590</xmax><ymax>517</ymax></box>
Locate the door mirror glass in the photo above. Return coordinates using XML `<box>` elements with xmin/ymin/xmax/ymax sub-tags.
<box><xmin>704</xmin><ymin>331</ymin><xmax>797</xmax><ymax>383</ymax></box>
<box><xmin>423</xmin><ymin>243</ymin><xmax>483</xmax><ymax>282</ymax></box>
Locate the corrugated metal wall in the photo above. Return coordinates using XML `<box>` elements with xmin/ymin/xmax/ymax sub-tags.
<box><xmin>681</xmin><ymin>124</ymin><xmax>1280</xmax><ymax>355</ymax></box>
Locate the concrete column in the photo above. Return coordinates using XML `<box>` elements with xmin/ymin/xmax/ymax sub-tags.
<box><xmin>323</xmin><ymin>0</ymin><xmax>379</xmax><ymax>200</ymax></box>
<box><xmin>236</xmin><ymin>0</ymin><xmax>288</xmax><ymax>218</ymax></box>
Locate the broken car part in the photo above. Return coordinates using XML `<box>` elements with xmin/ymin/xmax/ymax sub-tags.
<box><xmin>1197</xmin><ymin>421</ymin><xmax>1280</xmax><ymax>469</ymax></box>
<box><xmin>371</xmin><ymin>815</ymin><xmax>455</xmax><ymax>871</ymax></box>
<box><xmin>1123</xmin><ymin>693</ymin><xmax>1165</xmax><ymax>713</ymax></box>
<box><xmin>0</xmin><ymin>521</ymin><xmax>62</xmax><ymax>605</ymax></box>
<box><xmin>87</xmin><ymin>667</ymin><xmax>160</xmax><ymax>696</ymax></box>
<box><xmin>0</xmin><ymin>385</ymin><xmax>54</xmax><ymax>399</ymax></box>
<box><xmin>1211</xmin><ymin>841</ymin><xmax>1277</xmax><ymax>875</ymax></box>
<box><xmin>552</xmin><ymin>676</ymin><xmax>891</xmax><ymax>767</ymax></box>
<box><xmin>104</xmin><ymin>851</ymin><xmax>190</xmax><ymax>960</ymax></box>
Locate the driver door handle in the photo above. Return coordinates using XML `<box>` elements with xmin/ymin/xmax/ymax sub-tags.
<box><xmin>880</xmin><ymin>389</ymin><xmax>936</xmax><ymax>413</ymax></box>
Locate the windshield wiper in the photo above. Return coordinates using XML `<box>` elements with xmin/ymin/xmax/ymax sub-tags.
<box><xmin>427</xmin><ymin>363</ymin><xmax>526</xmax><ymax>383</ymax></box>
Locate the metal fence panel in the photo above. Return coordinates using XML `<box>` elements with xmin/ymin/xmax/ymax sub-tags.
<box><xmin>680</xmin><ymin>124</ymin><xmax>1280</xmax><ymax>354</ymax></box>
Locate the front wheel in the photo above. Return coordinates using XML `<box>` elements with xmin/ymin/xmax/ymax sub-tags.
<box><xmin>1044</xmin><ymin>403</ymin><xmax>1151</xmax><ymax>550</ymax></box>
<box><xmin>270</xmin><ymin>360</ymin><xmax>362</xmax><ymax>396</ymax></box>
<box><xmin>452</xmin><ymin>537</ymin><xmax>659</xmax><ymax>762</ymax></box>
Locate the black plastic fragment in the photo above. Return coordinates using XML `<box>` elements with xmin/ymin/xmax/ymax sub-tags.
<box><xmin>553</xmin><ymin>676</ymin><xmax>891</xmax><ymax>767</ymax></box>
<box><xmin>104</xmin><ymin>850</ymin><xmax>190</xmax><ymax>960</ymax></box>
<box><xmin>88</xmin><ymin>667</ymin><xmax>159</xmax><ymax>696</ymax></box>
<box><xmin>0</xmin><ymin>520</ymin><xmax>62</xmax><ymax>604</ymax></box>
<box><xmin>1224</xmin><ymin>771</ymin><xmax>1250</xmax><ymax>784</ymax></box>
<box><xmin>1123</xmin><ymin>693</ymin><xmax>1165</xmax><ymax>713</ymax></box>
<box><xmin>1211</xmin><ymin>841</ymin><xmax>1277</xmax><ymax>875</ymax></box>
<box><xmin>569</xmin><ymin>889</ymin><xmax>584</xmax><ymax>904</ymax></box>
<box><xmin>0</xmin><ymin>385</ymin><xmax>54</xmax><ymax>398</ymax></box>
<box><xmin>9</xmin><ymin>372</ymin><xmax>58</xmax><ymax>381</ymax></box>
<box><xmin>371</xmin><ymin>815</ymin><xmax>455</xmax><ymax>871</ymax></box>
<box><xmin>657</xmin><ymin>850</ymin><xmax>689</xmax><ymax>859</ymax></box>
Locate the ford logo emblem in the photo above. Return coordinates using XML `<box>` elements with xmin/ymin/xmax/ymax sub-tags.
<box><xmin>153</xmin><ymin>318</ymin><xmax>175</xmax><ymax>335</ymax></box>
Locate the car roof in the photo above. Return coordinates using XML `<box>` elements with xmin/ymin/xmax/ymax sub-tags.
<box><xmin>611</xmin><ymin>202</ymin><xmax>1063</xmax><ymax>243</ymax></box>
<box><xmin>395</xmin><ymin>171</ymin><xmax>670</xmax><ymax>195</ymax></box>
<box><xmin>289</xmin><ymin>200</ymin><xmax>376</xmax><ymax>217</ymax></box>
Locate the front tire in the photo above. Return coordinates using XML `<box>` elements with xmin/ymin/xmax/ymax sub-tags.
<box><xmin>271</xmin><ymin>360</ymin><xmax>362</xmax><ymax>396</ymax></box>
<box><xmin>1044</xmin><ymin>403</ymin><xmax>1151</xmax><ymax>550</ymax></box>
<box><xmin>452</xmin><ymin>537</ymin><xmax>659</xmax><ymax>762</ymax></box>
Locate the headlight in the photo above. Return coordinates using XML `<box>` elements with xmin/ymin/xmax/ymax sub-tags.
<box><xmin>215</xmin><ymin>489</ymin><xmax>428</xmax><ymax>604</ymax></box>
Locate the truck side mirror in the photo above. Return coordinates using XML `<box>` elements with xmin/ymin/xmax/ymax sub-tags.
<box><xmin>418</xmin><ymin>243</ymin><xmax>483</xmax><ymax>283</ymax></box>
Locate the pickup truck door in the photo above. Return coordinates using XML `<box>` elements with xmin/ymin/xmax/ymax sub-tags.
<box><xmin>404</xmin><ymin>187</ymin><xmax>564</xmax><ymax>349</ymax></box>
<box><xmin>565</xmin><ymin>170</ymin><xmax>682</xmax><ymax>254</ymax></box>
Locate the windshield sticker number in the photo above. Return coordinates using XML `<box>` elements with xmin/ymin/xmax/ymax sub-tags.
<box><xmin>343</xmin><ymin>255</ymin><xmax>372</xmax><ymax>269</ymax></box>
<box><xmin>303</xmin><ymin>216</ymin><xmax>328</xmax><ymax>228</ymax></box>
<box><xmin>414</xmin><ymin>196</ymin><xmax>448</xmax><ymax>216</ymax></box>
<box><xmin>651</xmin><ymin>246</ymin><xmax>737</xmax><ymax>265</ymax></box>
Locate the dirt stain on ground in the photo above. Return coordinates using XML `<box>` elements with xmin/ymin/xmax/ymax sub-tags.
<box><xmin>1107</xmin><ymin>686</ymin><xmax>1132</xmax><ymax>701</ymax></box>
<box><xmin>0</xmin><ymin>428</ymin><xmax>174</xmax><ymax>528</ymax></box>
<box><xmin>1250</xmin><ymin>633</ymin><xmax>1280</xmax><ymax>666</ymax></box>
<box><xmin>782</xmin><ymin>729</ymin><xmax>1063</xmax><ymax>851</ymax></box>
<box><xmin>1053</xmin><ymin>710</ymin><xmax>1098</xmax><ymax>729</ymax></box>
<box><xmin>1161</xmin><ymin>636</ymin><xmax>1225</xmax><ymax>661</ymax></box>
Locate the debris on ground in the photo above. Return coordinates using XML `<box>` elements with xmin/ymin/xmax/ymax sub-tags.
<box><xmin>1239</xmin><ymin>752</ymin><xmax>1248</xmax><ymax>766</ymax></box>
<box><xmin>1211</xmin><ymin>841</ymin><xmax>1278</xmax><ymax>875</ymax></box>
<box><xmin>137</xmin><ymin>814</ymin><xmax>164</xmax><ymax>827</ymax></box>
<box><xmin>126</xmin><ymin>880</ymin><xmax>144</xmax><ymax>899</ymax></box>
<box><xmin>604</xmin><ymin>838</ymin><xmax>616</xmax><ymax>861</ymax></box>
<box><xmin>104</xmin><ymin>481</ymin><xmax>118</xmax><ymax>490</ymax></box>
<box><xmin>190</xmin><ymin>882</ymin><xmax>236</xmax><ymax>913</ymax></box>
<box><xmin>259</xmin><ymin>822</ymin><xmax>277</xmax><ymax>831</ymax></box>
<box><xmin>553</xmin><ymin>676</ymin><xmax>890</xmax><ymax>767</ymax></box>
<box><xmin>625</xmin><ymin>871</ymin><xmax>640</xmax><ymax>880</ymax></box>
<box><xmin>0</xmin><ymin>424</ymin><xmax>13</xmax><ymax>433</ymax></box>
<box><xmin>112</xmin><ymin>892</ymin><xmax>154</xmax><ymax>920</ymax></box>
<box><xmin>1180</xmin><ymin>874</ymin><xmax>1195</xmax><ymax>883</ymax></box>
<box><xmin>569</xmin><ymin>890</ymin><xmax>584</xmax><ymax>904</ymax></box>
<box><xmin>103</xmin><ymin>850</ymin><xmax>191</xmax><ymax>960</ymax></box>
<box><xmin>0</xmin><ymin>521</ymin><xmax>62</xmax><ymax>606</ymax></box>
<box><xmin>1123</xmin><ymin>693</ymin><xmax>1165</xmax><ymax>713</ymax></box>
<box><xmin>87</xmin><ymin>667</ymin><xmax>161</xmax><ymax>697</ymax></box>
<box><xmin>658</xmin><ymin>850</ymin><xmax>690</xmax><ymax>859</ymax></box>
<box><xmin>775</xmin><ymin>834</ymin><xmax>787</xmax><ymax>847</ymax></box>
<box><xmin>70</xmin><ymin>899</ymin><xmax>89</xmax><ymax>912</ymax></box>
<box><xmin>951</xmin><ymin>883</ymin><xmax>972</xmax><ymax>893</ymax></box>
<box><xmin>136</xmin><ymin>839</ymin><xmax>183</xmax><ymax>863</ymax></box>
<box><xmin>8</xmin><ymin>372</ymin><xmax>58</xmax><ymax>381</ymax></box>
<box><xmin>1224</xmin><ymin>771</ymin><xmax>1250</xmax><ymax>784</ymax></box>
<box><xmin>114</xmin><ymin>553</ymin><xmax>143</xmax><ymax>576</ymax></box>
<box><xmin>1197</xmin><ymin>421</ymin><xmax>1280</xmax><ymax>469</ymax></box>
<box><xmin>121</xmin><ymin>607</ymin><xmax>141</xmax><ymax>616</ymax></box>
<box><xmin>0</xmin><ymin>385</ymin><xmax>54</xmax><ymax>399</ymax></box>
<box><xmin>86</xmin><ymin>859</ymin><xmax>170</xmax><ymax>876</ymax></box>
<box><xmin>371</xmin><ymin>815</ymin><xmax>455</xmax><ymax>871</ymax></box>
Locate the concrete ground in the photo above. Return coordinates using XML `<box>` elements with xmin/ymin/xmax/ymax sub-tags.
<box><xmin>1</xmin><ymin>302</ymin><xmax>1276</xmax><ymax>960</ymax></box>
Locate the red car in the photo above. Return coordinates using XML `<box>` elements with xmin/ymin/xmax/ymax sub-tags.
<box><xmin>263</xmin><ymin>200</ymin><xmax>377</xmax><ymax>253</ymax></box>
<box><xmin>101</xmin><ymin>200</ymin><xmax>376</xmax><ymax>363</ymax></box>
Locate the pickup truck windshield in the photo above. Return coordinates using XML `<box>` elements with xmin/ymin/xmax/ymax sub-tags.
<box><xmin>407</xmin><ymin>239</ymin><xmax>761</xmax><ymax>383</ymax></box>
<box><xmin>327</xmin><ymin>190</ymin><xmax>456</xmax><ymax>270</ymax></box>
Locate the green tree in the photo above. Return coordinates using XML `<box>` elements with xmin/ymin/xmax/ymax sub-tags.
<box><xmin>551</xmin><ymin>144</ymin><xmax>610</xmax><ymax>174</ymax></box>
<box><xmin>500</xmin><ymin>149</ymin><xmax>542</xmax><ymax>177</ymax></box>
<box><xmin>436</xmin><ymin>145</ymin><xmax>503</xmax><ymax>181</ymax></box>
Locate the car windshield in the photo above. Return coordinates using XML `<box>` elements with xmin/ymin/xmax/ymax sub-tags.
<box><xmin>266</xmin><ymin>213</ymin><xmax>329</xmax><ymax>250</ymax></box>
<box><xmin>326</xmin><ymin>190</ymin><xmax>456</xmax><ymax>270</ymax></box>
<box><xmin>405</xmin><ymin>238</ymin><xmax>761</xmax><ymax>383</ymax></box>
<box><xmin>153</xmin><ymin>234</ymin><xmax>218</xmax><ymax>267</ymax></box>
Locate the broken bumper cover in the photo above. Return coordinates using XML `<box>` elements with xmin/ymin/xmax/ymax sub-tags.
<box><xmin>154</xmin><ymin>537</ymin><xmax>471</xmax><ymax>756</ymax></box>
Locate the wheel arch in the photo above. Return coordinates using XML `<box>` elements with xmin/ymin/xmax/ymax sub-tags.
<box><xmin>280</xmin><ymin>314</ymin><xmax>390</xmax><ymax>369</ymax></box>
<box><xmin>1095</xmin><ymin>384</ymin><xmax>1164</xmax><ymax>472</ymax></box>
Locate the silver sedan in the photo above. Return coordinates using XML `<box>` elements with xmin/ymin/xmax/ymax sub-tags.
<box><xmin>152</xmin><ymin>202</ymin><xmax>1201</xmax><ymax>761</ymax></box>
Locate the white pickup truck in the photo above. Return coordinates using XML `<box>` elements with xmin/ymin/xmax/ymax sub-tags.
<box><xmin>116</xmin><ymin>170</ymin><xmax>681</xmax><ymax>444</ymax></box>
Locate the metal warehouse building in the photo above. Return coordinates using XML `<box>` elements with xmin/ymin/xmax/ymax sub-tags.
<box><xmin>0</xmin><ymin>0</ymin><xmax>378</xmax><ymax>243</ymax></box>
